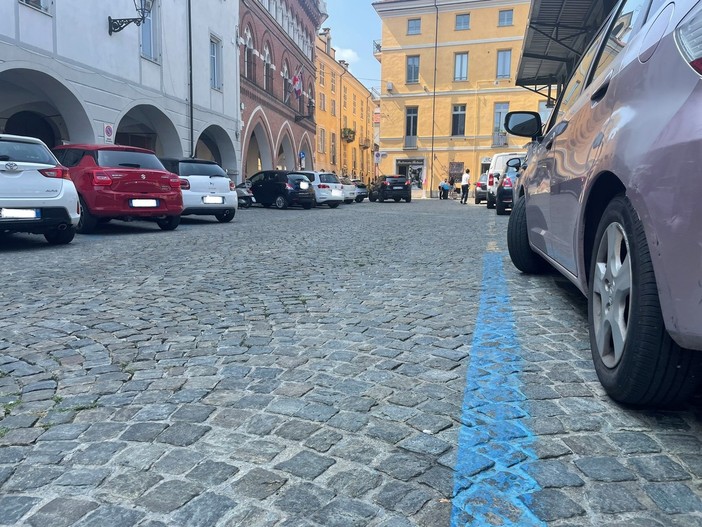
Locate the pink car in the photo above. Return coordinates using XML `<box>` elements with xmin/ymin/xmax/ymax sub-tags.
<box><xmin>505</xmin><ymin>0</ymin><xmax>702</xmax><ymax>406</ymax></box>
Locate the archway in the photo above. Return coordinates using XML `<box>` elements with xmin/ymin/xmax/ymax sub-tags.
<box><xmin>244</xmin><ymin>120</ymin><xmax>273</xmax><ymax>177</ymax></box>
<box><xmin>298</xmin><ymin>135</ymin><xmax>313</xmax><ymax>171</ymax></box>
<box><xmin>195</xmin><ymin>124</ymin><xmax>237</xmax><ymax>173</ymax></box>
<box><xmin>0</xmin><ymin>68</ymin><xmax>93</xmax><ymax>146</ymax></box>
<box><xmin>115</xmin><ymin>104</ymin><xmax>181</xmax><ymax>157</ymax></box>
<box><xmin>276</xmin><ymin>132</ymin><xmax>295</xmax><ymax>170</ymax></box>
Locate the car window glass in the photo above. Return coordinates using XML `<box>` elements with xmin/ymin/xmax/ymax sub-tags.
<box><xmin>551</xmin><ymin>27</ymin><xmax>608</xmax><ymax>125</ymax></box>
<box><xmin>59</xmin><ymin>149</ymin><xmax>84</xmax><ymax>167</ymax></box>
<box><xmin>591</xmin><ymin>0</ymin><xmax>648</xmax><ymax>81</ymax></box>
<box><xmin>97</xmin><ymin>150</ymin><xmax>165</xmax><ymax>170</ymax></box>
<box><xmin>320</xmin><ymin>173</ymin><xmax>340</xmax><ymax>184</ymax></box>
<box><xmin>288</xmin><ymin>175</ymin><xmax>310</xmax><ymax>183</ymax></box>
<box><xmin>249</xmin><ymin>173</ymin><xmax>263</xmax><ymax>184</ymax></box>
<box><xmin>177</xmin><ymin>162</ymin><xmax>226</xmax><ymax>177</ymax></box>
<box><xmin>0</xmin><ymin>139</ymin><xmax>55</xmax><ymax>164</ymax></box>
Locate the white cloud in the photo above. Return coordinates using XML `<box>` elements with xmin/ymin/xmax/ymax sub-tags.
<box><xmin>335</xmin><ymin>48</ymin><xmax>360</xmax><ymax>65</ymax></box>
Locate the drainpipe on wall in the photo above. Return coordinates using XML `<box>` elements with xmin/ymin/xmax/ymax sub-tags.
<box><xmin>429</xmin><ymin>0</ymin><xmax>438</xmax><ymax>197</ymax></box>
<box><xmin>339</xmin><ymin>63</ymin><xmax>348</xmax><ymax>175</ymax></box>
<box><xmin>187</xmin><ymin>0</ymin><xmax>195</xmax><ymax>157</ymax></box>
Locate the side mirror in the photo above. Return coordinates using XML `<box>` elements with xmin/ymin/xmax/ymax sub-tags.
<box><xmin>506</xmin><ymin>157</ymin><xmax>521</xmax><ymax>170</ymax></box>
<box><xmin>505</xmin><ymin>111</ymin><xmax>543</xmax><ymax>139</ymax></box>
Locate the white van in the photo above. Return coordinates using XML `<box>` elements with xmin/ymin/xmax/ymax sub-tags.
<box><xmin>486</xmin><ymin>151</ymin><xmax>525</xmax><ymax>209</ymax></box>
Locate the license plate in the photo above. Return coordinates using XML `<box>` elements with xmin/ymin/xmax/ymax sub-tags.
<box><xmin>203</xmin><ymin>195</ymin><xmax>224</xmax><ymax>204</ymax></box>
<box><xmin>0</xmin><ymin>208</ymin><xmax>40</xmax><ymax>219</ymax></box>
<box><xmin>393</xmin><ymin>186</ymin><xmax>403</xmax><ymax>190</ymax></box>
<box><xmin>332</xmin><ymin>189</ymin><xmax>342</xmax><ymax>196</ymax></box>
<box><xmin>130</xmin><ymin>199</ymin><xmax>158</xmax><ymax>208</ymax></box>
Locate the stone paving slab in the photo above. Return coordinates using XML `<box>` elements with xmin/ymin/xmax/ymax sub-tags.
<box><xmin>0</xmin><ymin>201</ymin><xmax>701</xmax><ymax>526</ymax></box>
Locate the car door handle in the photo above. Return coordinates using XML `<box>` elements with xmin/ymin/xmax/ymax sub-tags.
<box><xmin>591</xmin><ymin>75</ymin><xmax>612</xmax><ymax>102</ymax></box>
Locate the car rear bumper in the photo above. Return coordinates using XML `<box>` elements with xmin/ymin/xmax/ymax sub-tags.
<box><xmin>290</xmin><ymin>192</ymin><xmax>315</xmax><ymax>205</ymax></box>
<box><xmin>496</xmin><ymin>187</ymin><xmax>513</xmax><ymax>206</ymax></box>
<box><xmin>182</xmin><ymin>191</ymin><xmax>236</xmax><ymax>212</ymax></box>
<box><xmin>379</xmin><ymin>189</ymin><xmax>411</xmax><ymax>199</ymax></box>
<box><xmin>85</xmin><ymin>190</ymin><xmax>183</xmax><ymax>217</ymax></box>
<box><xmin>0</xmin><ymin>207</ymin><xmax>75</xmax><ymax>234</ymax></box>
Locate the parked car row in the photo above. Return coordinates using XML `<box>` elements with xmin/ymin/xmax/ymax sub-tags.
<box><xmin>1</xmin><ymin>134</ymin><xmax>240</xmax><ymax>245</ymax></box>
<box><xmin>245</xmin><ymin>170</ymin><xmax>383</xmax><ymax>209</ymax></box>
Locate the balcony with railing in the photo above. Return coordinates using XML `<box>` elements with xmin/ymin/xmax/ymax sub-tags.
<box><xmin>373</xmin><ymin>40</ymin><xmax>382</xmax><ymax>61</ymax></box>
<box><xmin>404</xmin><ymin>135</ymin><xmax>417</xmax><ymax>149</ymax></box>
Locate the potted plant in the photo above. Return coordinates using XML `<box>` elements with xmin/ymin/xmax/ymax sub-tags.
<box><xmin>341</xmin><ymin>127</ymin><xmax>356</xmax><ymax>143</ymax></box>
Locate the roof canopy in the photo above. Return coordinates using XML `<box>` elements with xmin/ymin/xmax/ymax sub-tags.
<box><xmin>516</xmin><ymin>0</ymin><xmax>619</xmax><ymax>91</ymax></box>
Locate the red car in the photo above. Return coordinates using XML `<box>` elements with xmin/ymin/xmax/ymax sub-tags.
<box><xmin>52</xmin><ymin>144</ymin><xmax>183</xmax><ymax>233</ymax></box>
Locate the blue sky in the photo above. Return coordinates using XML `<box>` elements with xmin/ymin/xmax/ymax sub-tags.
<box><xmin>324</xmin><ymin>1</ymin><xmax>382</xmax><ymax>93</ymax></box>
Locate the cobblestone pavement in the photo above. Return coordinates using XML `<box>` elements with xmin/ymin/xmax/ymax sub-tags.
<box><xmin>1</xmin><ymin>199</ymin><xmax>701</xmax><ymax>527</ymax></box>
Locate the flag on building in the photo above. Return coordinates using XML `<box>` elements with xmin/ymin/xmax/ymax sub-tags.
<box><xmin>292</xmin><ymin>68</ymin><xmax>303</xmax><ymax>99</ymax></box>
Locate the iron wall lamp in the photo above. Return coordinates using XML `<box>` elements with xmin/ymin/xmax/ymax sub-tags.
<box><xmin>109</xmin><ymin>0</ymin><xmax>153</xmax><ymax>35</ymax></box>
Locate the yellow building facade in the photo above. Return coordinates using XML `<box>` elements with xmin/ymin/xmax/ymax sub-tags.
<box><xmin>373</xmin><ymin>0</ymin><xmax>547</xmax><ymax>194</ymax></box>
<box><xmin>315</xmin><ymin>31</ymin><xmax>374</xmax><ymax>183</ymax></box>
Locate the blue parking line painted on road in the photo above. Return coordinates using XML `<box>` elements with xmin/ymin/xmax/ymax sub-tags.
<box><xmin>451</xmin><ymin>252</ymin><xmax>544</xmax><ymax>527</ymax></box>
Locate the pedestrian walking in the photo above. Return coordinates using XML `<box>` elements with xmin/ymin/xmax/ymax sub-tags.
<box><xmin>460</xmin><ymin>168</ymin><xmax>471</xmax><ymax>204</ymax></box>
<box><xmin>439</xmin><ymin>179</ymin><xmax>451</xmax><ymax>200</ymax></box>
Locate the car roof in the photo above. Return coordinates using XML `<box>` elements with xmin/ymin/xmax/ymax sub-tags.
<box><xmin>160</xmin><ymin>157</ymin><xmax>219</xmax><ymax>165</ymax></box>
<box><xmin>53</xmin><ymin>144</ymin><xmax>156</xmax><ymax>154</ymax></box>
<box><xmin>0</xmin><ymin>134</ymin><xmax>48</xmax><ymax>146</ymax></box>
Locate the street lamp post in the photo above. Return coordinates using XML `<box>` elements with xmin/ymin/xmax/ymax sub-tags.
<box><xmin>108</xmin><ymin>0</ymin><xmax>154</xmax><ymax>35</ymax></box>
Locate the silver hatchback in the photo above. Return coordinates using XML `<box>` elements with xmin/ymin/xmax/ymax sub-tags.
<box><xmin>505</xmin><ymin>0</ymin><xmax>702</xmax><ymax>406</ymax></box>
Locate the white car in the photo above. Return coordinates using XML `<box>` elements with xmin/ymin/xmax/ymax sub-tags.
<box><xmin>297</xmin><ymin>171</ymin><xmax>343</xmax><ymax>208</ymax></box>
<box><xmin>160</xmin><ymin>158</ymin><xmax>237</xmax><ymax>222</ymax></box>
<box><xmin>0</xmin><ymin>134</ymin><xmax>79</xmax><ymax>244</ymax></box>
<box><xmin>339</xmin><ymin>176</ymin><xmax>357</xmax><ymax>204</ymax></box>
<box><xmin>486</xmin><ymin>151</ymin><xmax>525</xmax><ymax>209</ymax></box>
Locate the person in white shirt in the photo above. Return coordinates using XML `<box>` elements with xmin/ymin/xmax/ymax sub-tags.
<box><xmin>460</xmin><ymin>168</ymin><xmax>471</xmax><ymax>204</ymax></box>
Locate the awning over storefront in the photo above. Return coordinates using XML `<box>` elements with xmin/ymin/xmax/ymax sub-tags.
<box><xmin>516</xmin><ymin>0</ymin><xmax>619</xmax><ymax>92</ymax></box>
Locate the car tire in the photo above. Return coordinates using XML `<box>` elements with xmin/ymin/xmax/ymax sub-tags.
<box><xmin>588</xmin><ymin>195</ymin><xmax>702</xmax><ymax>406</ymax></box>
<box><xmin>77</xmin><ymin>197</ymin><xmax>99</xmax><ymax>234</ymax></box>
<box><xmin>475</xmin><ymin>197</ymin><xmax>481</xmax><ymax>205</ymax></box>
<box><xmin>328</xmin><ymin>202</ymin><xmax>340</xmax><ymax>209</ymax></box>
<box><xmin>369</xmin><ymin>193</ymin><xmax>377</xmax><ymax>202</ymax></box>
<box><xmin>157</xmin><ymin>216</ymin><xmax>180</xmax><ymax>231</ymax></box>
<box><xmin>507</xmin><ymin>195</ymin><xmax>549</xmax><ymax>274</ymax></box>
<box><xmin>355</xmin><ymin>197</ymin><xmax>364</xmax><ymax>203</ymax></box>
<box><xmin>405</xmin><ymin>196</ymin><xmax>412</xmax><ymax>203</ymax></box>
<box><xmin>496</xmin><ymin>200</ymin><xmax>508</xmax><ymax>215</ymax></box>
<box><xmin>44</xmin><ymin>226</ymin><xmax>75</xmax><ymax>245</ymax></box>
<box><xmin>379</xmin><ymin>195</ymin><xmax>385</xmax><ymax>203</ymax></box>
<box><xmin>215</xmin><ymin>209</ymin><xmax>235</xmax><ymax>223</ymax></box>
<box><xmin>275</xmin><ymin>195</ymin><xmax>288</xmax><ymax>209</ymax></box>
<box><xmin>487</xmin><ymin>195</ymin><xmax>495</xmax><ymax>209</ymax></box>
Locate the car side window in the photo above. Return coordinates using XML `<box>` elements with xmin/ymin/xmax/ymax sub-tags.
<box><xmin>56</xmin><ymin>148</ymin><xmax>83</xmax><ymax>167</ymax></box>
<box><xmin>550</xmin><ymin>27</ymin><xmax>608</xmax><ymax>126</ymax></box>
<box><xmin>249</xmin><ymin>173</ymin><xmax>263</xmax><ymax>185</ymax></box>
<box><xmin>590</xmin><ymin>0</ymin><xmax>649</xmax><ymax>81</ymax></box>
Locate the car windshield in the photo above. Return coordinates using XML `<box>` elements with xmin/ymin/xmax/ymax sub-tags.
<box><xmin>97</xmin><ymin>150</ymin><xmax>165</xmax><ymax>170</ymax></box>
<box><xmin>320</xmin><ymin>173</ymin><xmax>340</xmax><ymax>184</ymax></box>
<box><xmin>288</xmin><ymin>174</ymin><xmax>311</xmax><ymax>183</ymax></box>
<box><xmin>0</xmin><ymin>139</ymin><xmax>55</xmax><ymax>165</ymax></box>
<box><xmin>178</xmin><ymin>162</ymin><xmax>227</xmax><ymax>177</ymax></box>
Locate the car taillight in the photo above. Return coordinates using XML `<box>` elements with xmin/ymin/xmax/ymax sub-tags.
<box><xmin>180</xmin><ymin>178</ymin><xmax>191</xmax><ymax>190</ymax></box>
<box><xmin>319</xmin><ymin>183</ymin><xmax>330</xmax><ymax>189</ymax></box>
<box><xmin>405</xmin><ymin>180</ymin><xmax>411</xmax><ymax>186</ymax></box>
<box><xmin>229</xmin><ymin>180</ymin><xmax>236</xmax><ymax>191</ymax></box>
<box><xmin>676</xmin><ymin>4</ymin><xmax>702</xmax><ymax>75</ymax></box>
<box><xmin>39</xmin><ymin>167</ymin><xmax>70</xmax><ymax>179</ymax></box>
<box><xmin>382</xmin><ymin>181</ymin><xmax>389</xmax><ymax>186</ymax></box>
<box><xmin>285</xmin><ymin>183</ymin><xmax>294</xmax><ymax>190</ymax></box>
<box><xmin>92</xmin><ymin>172</ymin><xmax>112</xmax><ymax>186</ymax></box>
<box><xmin>488</xmin><ymin>174</ymin><xmax>494</xmax><ymax>186</ymax></box>
<box><xmin>502</xmin><ymin>177</ymin><xmax>513</xmax><ymax>188</ymax></box>
<box><xmin>169</xmin><ymin>176</ymin><xmax>181</xmax><ymax>189</ymax></box>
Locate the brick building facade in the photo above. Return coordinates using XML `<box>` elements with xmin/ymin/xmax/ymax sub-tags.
<box><xmin>240</xmin><ymin>0</ymin><xmax>327</xmax><ymax>176</ymax></box>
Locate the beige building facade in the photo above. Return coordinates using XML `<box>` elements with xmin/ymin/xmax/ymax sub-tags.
<box><xmin>315</xmin><ymin>30</ymin><xmax>374</xmax><ymax>183</ymax></box>
<box><xmin>373</xmin><ymin>0</ymin><xmax>548</xmax><ymax>194</ymax></box>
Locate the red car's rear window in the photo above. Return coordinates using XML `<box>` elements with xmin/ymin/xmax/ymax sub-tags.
<box><xmin>97</xmin><ymin>150</ymin><xmax>165</xmax><ymax>170</ymax></box>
